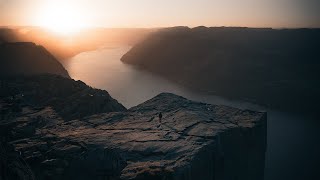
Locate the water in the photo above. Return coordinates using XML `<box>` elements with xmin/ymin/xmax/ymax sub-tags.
<box><xmin>65</xmin><ymin>46</ymin><xmax>319</xmax><ymax>180</ymax></box>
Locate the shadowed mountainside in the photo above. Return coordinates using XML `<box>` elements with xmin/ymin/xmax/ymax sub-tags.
<box><xmin>0</xmin><ymin>75</ymin><xmax>126</xmax><ymax>120</ymax></box>
<box><xmin>0</xmin><ymin>42</ymin><xmax>70</xmax><ymax>78</ymax></box>
<box><xmin>121</xmin><ymin>26</ymin><xmax>320</xmax><ymax>115</ymax></box>
<box><xmin>0</xmin><ymin>41</ymin><xmax>126</xmax><ymax>119</ymax></box>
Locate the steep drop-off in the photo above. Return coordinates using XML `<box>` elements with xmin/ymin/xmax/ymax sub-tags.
<box><xmin>1</xmin><ymin>93</ymin><xmax>266</xmax><ymax>180</ymax></box>
<box><xmin>0</xmin><ymin>39</ymin><xmax>266</xmax><ymax>180</ymax></box>
<box><xmin>0</xmin><ymin>75</ymin><xmax>126</xmax><ymax>120</ymax></box>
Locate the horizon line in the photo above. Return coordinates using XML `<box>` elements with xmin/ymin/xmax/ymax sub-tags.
<box><xmin>1</xmin><ymin>25</ymin><xmax>320</xmax><ymax>30</ymax></box>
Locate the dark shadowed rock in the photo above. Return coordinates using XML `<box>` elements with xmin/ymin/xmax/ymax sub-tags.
<box><xmin>1</xmin><ymin>93</ymin><xmax>267</xmax><ymax>180</ymax></box>
<box><xmin>0</xmin><ymin>75</ymin><xmax>126</xmax><ymax>120</ymax></box>
<box><xmin>121</xmin><ymin>27</ymin><xmax>320</xmax><ymax>115</ymax></box>
<box><xmin>0</xmin><ymin>42</ymin><xmax>70</xmax><ymax>78</ymax></box>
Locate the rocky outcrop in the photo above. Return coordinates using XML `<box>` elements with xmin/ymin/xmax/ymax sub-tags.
<box><xmin>0</xmin><ymin>38</ymin><xmax>266</xmax><ymax>179</ymax></box>
<box><xmin>1</xmin><ymin>92</ymin><xmax>267</xmax><ymax>180</ymax></box>
<box><xmin>121</xmin><ymin>27</ymin><xmax>320</xmax><ymax>115</ymax></box>
<box><xmin>0</xmin><ymin>42</ymin><xmax>70</xmax><ymax>78</ymax></box>
<box><xmin>0</xmin><ymin>75</ymin><xmax>126</xmax><ymax>120</ymax></box>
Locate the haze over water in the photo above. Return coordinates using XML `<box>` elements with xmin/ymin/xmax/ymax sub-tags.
<box><xmin>65</xmin><ymin>46</ymin><xmax>319</xmax><ymax>180</ymax></box>
<box><xmin>65</xmin><ymin>46</ymin><xmax>263</xmax><ymax>110</ymax></box>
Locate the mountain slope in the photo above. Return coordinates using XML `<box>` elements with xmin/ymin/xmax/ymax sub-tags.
<box><xmin>0</xmin><ymin>74</ymin><xmax>126</xmax><ymax>120</ymax></box>
<box><xmin>121</xmin><ymin>27</ymin><xmax>320</xmax><ymax>114</ymax></box>
<box><xmin>0</xmin><ymin>42</ymin><xmax>70</xmax><ymax>78</ymax></box>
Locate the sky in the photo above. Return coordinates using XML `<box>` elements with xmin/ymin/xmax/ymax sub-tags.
<box><xmin>0</xmin><ymin>0</ymin><xmax>319</xmax><ymax>28</ymax></box>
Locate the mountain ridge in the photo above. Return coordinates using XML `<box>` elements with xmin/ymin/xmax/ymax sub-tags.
<box><xmin>121</xmin><ymin>26</ymin><xmax>320</xmax><ymax>115</ymax></box>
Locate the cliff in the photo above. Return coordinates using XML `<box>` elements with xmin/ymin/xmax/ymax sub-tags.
<box><xmin>121</xmin><ymin>27</ymin><xmax>320</xmax><ymax>115</ymax></box>
<box><xmin>0</xmin><ymin>75</ymin><xmax>126</xmax><ymax>120</ymax></box>
<box><xmin>0</xmin><ymin>42</ymin><xmax>70</xmax><ymax>78</ymax></box>
<box><xmin>0</xmin><ymin>38</ymin><xmax>266</xmax><ymax>179</ymax></box>
<box><xmin>1</xmin><ymin>92</ymin><xmax>266</xmax><ymax>180</ymax></box>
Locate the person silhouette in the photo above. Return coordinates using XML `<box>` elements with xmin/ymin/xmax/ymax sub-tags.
<box><xmin>159</xmin><ymin>112</ymin><xmax>162</xmax><ymax>124</ymax></box>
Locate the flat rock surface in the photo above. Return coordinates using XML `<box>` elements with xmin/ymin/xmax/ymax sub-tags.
<box><xmin>1</xmin><ymin>93</ymin><xmax>266</xmax><ymax>180</ymax></box>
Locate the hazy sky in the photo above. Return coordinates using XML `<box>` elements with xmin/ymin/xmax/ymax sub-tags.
<box><xmin>0</xmin><ymin>0</ymin><xmax>319</xmax><ymax>28</ymax></box>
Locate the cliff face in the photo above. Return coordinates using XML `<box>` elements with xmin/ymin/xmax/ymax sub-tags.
<box><xmin>1</xmin><ymin>92</ymin><xmax>266</xmax><ymax>180</ymax></box>
<box><xmin>0</xmin><ymin>38</ymin><xmax>266</xmax><ymax>179</ymax></box>
<box><xmin>121</xmin><ymin>27</ymin><xmax>320</xmax><ymax>115</ymax></box>
<box><xmin>0</xmin><ymin>42</ymin><xmax>70</xmax><ymax>78</ymax></box>
<box><xmin>0</xmin><ymin>41</ymin><xmax>126</xmax><ymax>119</ymax></box>
<box><xmin>0</xmin><ymin>75</ymin><xmax>126</xmax><ymax>120</ymax></box>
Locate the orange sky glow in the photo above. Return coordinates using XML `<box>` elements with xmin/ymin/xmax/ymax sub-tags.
<box><xmin>0</xmin><ymin>0</ymin><xmax>319</xmax><ymax>34</ymax></box>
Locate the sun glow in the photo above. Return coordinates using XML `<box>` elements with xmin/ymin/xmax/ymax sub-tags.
<box><xmin>35</xmin><ymin>2</ymin><xmax>89</xmax><ymax>35</ymax></box>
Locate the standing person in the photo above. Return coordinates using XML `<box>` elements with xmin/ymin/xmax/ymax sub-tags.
<box><xmin>158</xmin><ymin>112</ymin><xmax>162</xmax><ymax>126</ymax></box>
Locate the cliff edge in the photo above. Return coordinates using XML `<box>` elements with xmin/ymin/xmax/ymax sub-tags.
<box><xmin>0</xmin><ymin>75</ymin><xmax>126</xmax><ymax>120</ymax></box>
<box><xmin>0</xmin><ymin>39</ymin><xmax>267</xmax><ymax>180</ymax></box>
<box><xmin>1</xmin><ymin>92</ymin><xmax>266</xmax><ymax>180</ymax></box>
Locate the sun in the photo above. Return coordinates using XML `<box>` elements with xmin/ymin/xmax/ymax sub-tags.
<box><xmin>35</xmin><ymin>2</ymin><xmax>89</xmax><ymax>35</ymax></box>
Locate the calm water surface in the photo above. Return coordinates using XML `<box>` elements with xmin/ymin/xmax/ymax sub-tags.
<box><xmin>65</xmin><ymin>46</ymin><xmax>319</xmax><ymax>180</ymax></box>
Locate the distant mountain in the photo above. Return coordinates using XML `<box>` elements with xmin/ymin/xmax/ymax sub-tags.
<box><xmin>0</xmin><ymin>28</ymin><xmax>20</xmax><ymax>43</ymax></box>
<box><xmin>0</xmin><ymin>27</ymin><xmax>155</xmax><ymax>60</ymax></box>
<box><xmin>121</xmin><ymin>27</ymin><xmax>320</xmax><ymax>115</ymax></box>
<box><xmin>0</xmin><ymin>42</ymin><xmax>70</xmax><ymax>78</ymax></box>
